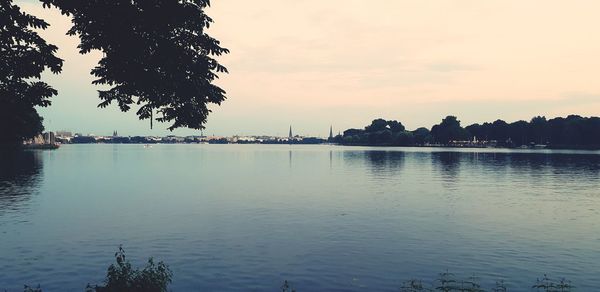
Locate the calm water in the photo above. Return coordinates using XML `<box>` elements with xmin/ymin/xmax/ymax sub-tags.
<box><xmin>1</xmin><ymin>144</ymin><xmax>600</xmax><ymax>291</ymax></box>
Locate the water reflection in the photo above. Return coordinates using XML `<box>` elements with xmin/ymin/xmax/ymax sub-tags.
<box><xmin>429</xmin><ymin>151</ymin><xmax>600</xmax><ymax>173</ymax></box>
<box><xmin>459</xmin><ymin>151</ymin><xmax>600</xmax><ymax>176</ymax></box>
<box><xmin>431</xmin><ymin>152</ymin><xmax>461</xmax><ymax>177</ymax></box>
<box><xmin>343</xmin><ymin>150</ymin><xmax>405</xmax><ymax>177</ymax></box>
<box><xmin>1</xmin><ymin>145</ymin><xmax>600</xmax><ymax>291</ymax></box>
<box><xmin>0</xmin><ymin>150</ymin><xmax>43</xmax><ymax>213</ymax></box>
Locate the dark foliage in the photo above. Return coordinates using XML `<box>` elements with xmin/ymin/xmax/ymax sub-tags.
<box><xmin>280</xmin><ymin>280</ymin><xmax>297</xmax><ymax>292</ymax></box>
<box><xmin>23</xmin><ymin>285</ymin><xmax>43</xmax><ymax>292</ymax></box>
<box><xmin>397</xmin><ymin>273</ymin><xmax>569</xmax><ymax>292</ymax></box>
<box><xmin>85</xmin><ymin>246</ymin><xmax>172</xmax><ymax>292</ymax></box>
<box><xmin>0</xmin><ymin>0</ymin><xmax>63</xmax><ymax>146</ymax></box>
<box><xmin>430</xmin><ymin>116</ymin><xmax>469</xmax><ymax>145</ymax></box>
<box><xmin>338</xmin><ymin>115</ymin><xmax>600</xmax><ymax>148</ymax></box>
<box><xmin>338</xmin><ymin>119</ymin><xmax>415</xmax><ymax>146</ymax></box>
<box><xmin>532</xmin><ymin>274</ymin><xmax>574</xmax><ymax>292</ymax></box>
<box><xmin>39</xmin><ymin>0</ymin><xmax>229</xmax><ymax>130</ymax></box>
<box><xmin>463</xmin><ymin>115</ymin><xmax>600</xmax><ymax>148</ymax></box>
<box><xmin>14</xmin><ymin>270</ymin><xmax>574</xmax><ymax>292</ymax></box>
<box><xmin>413</xmin><ymin>127</ymin><xmax>433</xmax><ymax>145</ymax></box>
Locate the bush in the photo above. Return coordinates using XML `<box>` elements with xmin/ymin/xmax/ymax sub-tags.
<box><xmin>85</xmin><ymin>246</ymin><xmax>172</xmax><ymax>292</ymax></box>
<box><xmin>23</xmin><ymin>285</ymin><xmax>42</xmax><ymax>292</ymax></box>
<box><xmin>532</xmin><ymin>274</ymin><xmax>573</xmax><ymax>292</ymax></box>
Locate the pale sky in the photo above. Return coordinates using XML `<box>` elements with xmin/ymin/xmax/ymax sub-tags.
<box><xmin>17</xmin><ymin>0</ymin><xmax>600</xmax><ymax>137</ymax></box>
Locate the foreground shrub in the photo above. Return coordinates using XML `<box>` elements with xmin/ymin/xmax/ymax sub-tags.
<box><xmin>23</xmin><ymin>285</ymin><xmax>42</xmax><ymax>292</ymax></box>
<box><xmin>16</xmin><ymin>254</ymin><xmax>574</xmax><ymax>292</ymax></box>
<box><xmin>397</xmin><ymin>272</ymin><xmax>571</xmax><ymax>292</ymax></box>
<box><xmin>532</xmin><ymin>274</ymin><xmax>574</xmax><ymax>292</ymax></box>
<box><xmin>280</xmin><ymin>280</ymin><xmax>296</xmax><ymax>292</ymax></box>
<box><xmin>85</xmin><ymin>246</ymin><xmax>172</xmax><ymax>292</ymax></box>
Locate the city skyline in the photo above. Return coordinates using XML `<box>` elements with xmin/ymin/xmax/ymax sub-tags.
<box><xmin>17</xmin><ymin>0</ymin><xmax>600</xmax><ymax>137</ymax></box>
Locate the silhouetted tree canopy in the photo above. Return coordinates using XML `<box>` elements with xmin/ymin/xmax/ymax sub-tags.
<box><xmin>40</xmin><ymin>0</ymin><xmax>229</xmax><ymax>130</ymax></box>
<box><xmin>339</xmin><ymin>119</ymin><xmax>413</xmax><ymax>146</ymax></box>
<box><xmin>337</xmin><ymin>115</ymin><xmax>600</xmax><ymax>149</ymax></box>
<box><xmin>530</xmin><ymin>116</ymin><xmax>548</xmax><ymax>144</ymax></box>
<box><xmin>387</xmin><ymin>120</ymin><xmax>405</xmax><ymax>132</ymax></box>
<box><xmin>0</xmin><ymin>0</ymin><xmax>63</xmax><ymax>146</ymax></box>
<box><xmin>412</xmin><ymin>127</ymin><xmax>432</xmax><ymax>145</ymax></box>
<box><xmin>365</xmin><ymin>118</ymin><xmax>389</xmax><ymax>133</ymax></box>
<box><xmin>430</xmin><ymin>116</ymin><xmax>469</xmax><ymax>144</ymax></box>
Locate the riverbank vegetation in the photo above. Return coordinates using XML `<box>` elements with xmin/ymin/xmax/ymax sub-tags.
<box><xmin>22</xmin><ymin>247</ymin><xmax>171</xmax><ymax>292</ymax></box>
<box><xmin>15</xmin><ymin>248</ymin><xmax>574</xmax><ymax>292</ymax></box>
<box><xmin>334</xmin><ymin>115</ymin><xmax>600</xmax><ymax>149</ymax></box>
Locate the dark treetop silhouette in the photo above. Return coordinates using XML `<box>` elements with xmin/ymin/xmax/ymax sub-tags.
<box><xmin>40</xmin><ymin>0</ymin><xmax>229</xmax><ymax>131</ymax></box>
<box><xmin>0</xmin><ymin>0</ymin><xmax>63</xmax><ymax>147</ymax></box>
<box><xmin>1</xmin><ymin>0</ymin><xmax>228</xmax><ymax>147</ymax></box>
<box><xmin>336</xmin><ymin>115</ymin><xmax>600</xmax><ymax>149</ymax></box>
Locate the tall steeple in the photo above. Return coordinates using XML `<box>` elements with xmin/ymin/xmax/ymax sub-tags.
<box><xmin>329</xmin><ymin>125</ymin><xmax>333</xmax><ymax>140</ymax></box>
<box><xmin>289</xmin><ymin>125</ymin><xmax>293</xmax><ymax>138</ymax></box>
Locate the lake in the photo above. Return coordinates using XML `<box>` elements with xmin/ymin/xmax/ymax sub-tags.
<box><xmin>1</xmin><ymin>144</ymin><xmax>599</xmax><ymax>291</ymax></box>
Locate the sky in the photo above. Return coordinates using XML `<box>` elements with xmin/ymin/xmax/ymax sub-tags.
<box><xmin>17</xmin><ymin>0</ymin><xmax>600</xmax><ymax>137</ymax></box>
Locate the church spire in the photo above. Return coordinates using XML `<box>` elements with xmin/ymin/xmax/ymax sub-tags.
<box><xmin>289</xmin><ymin>125</ymin><xmax>293</xmax><ymax>138</ymax></box>
<box><xmin>329</xmin><ymin>125</ymin><xmax>333</xmax><ymax>140</ymax></box>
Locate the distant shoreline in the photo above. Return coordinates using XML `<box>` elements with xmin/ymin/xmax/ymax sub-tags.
<box><xmin>39</xmin><ymin>142</ymin><xmax>600</xmax><ymax>151</ymax></box>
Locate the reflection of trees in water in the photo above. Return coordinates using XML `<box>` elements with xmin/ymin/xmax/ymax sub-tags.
<box><xmin>433</xmin><ymin>151</ymin><xmax>600</xmax><ymax>184</ymax></box>
<box><xmin>464</xmin><ymin>152</ymin><xmax>600</xmax><ymax>175</ymax></box>
<box><xmin>510</xmin><ymin>153</ymin><xmax>600</xmax><ymax>171</ymax></box>
<box><xmin>505</xmin><ymin>153</ymin><xmax>600</xmax><ymax>184</ymax></box>
<box><xmin>0</xmin><ymin>150</ymin><xmax>43</xmax><ymax>213</ymax></box>
<box><xmin>343</xmin><ymin>150</ymin><xmax>405</xmax><ymax>177</ymax></box>
<box><xmin>431</xmin><ymin>152</ymin><xmax>461</xmax><ymax>180</ymax></box>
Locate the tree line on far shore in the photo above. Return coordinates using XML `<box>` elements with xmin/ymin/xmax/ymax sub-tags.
<box><xmin>332</xmin><ymin>115</ymin><xmax>600</xmax><ymax>149</ymax></box>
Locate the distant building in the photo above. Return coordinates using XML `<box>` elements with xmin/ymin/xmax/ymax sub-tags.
<box><xmin>26</xmin><ymin>132</ymin><xmax>57</xmax><ymax>145</ymax></box>
<box><xmin>289</xmin><ymin>126</ymin><xmax>293</xmax><ymax>139</ymax></box>
<box><xmin>30</xmin><ymin>134</ymin><xmax>44</xmax><ymax>145</ymax></box>
<box><xmin>162</xmin><ymin>135</ymin><xmax>185</xmax><ymax>143</ymax></box>
<box><xmin>56</xmin><ymin>131</ymin><xmax>72</xmax><ymax>138</ymax></box>
<box><xmin>44</xmin><ymin>132</ymin><xmax>56</xmax><ymax>144</ymax></box>
<box><xmin>329</xmin><ymin>125</ymin><xmax>333</xmax><ymax>140</ymax></box>
<box><xmin>113</xmin><ymin>130</ymin><xmax>118</xmax><ymax>137</ymax></box>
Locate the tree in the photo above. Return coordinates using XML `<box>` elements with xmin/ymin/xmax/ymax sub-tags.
<box><xmin>547</xmin><ymin>116</ymin><xmax>567</xmax><ymax>145</ymax></box>
<box><xmin>583</xmin><ymin>117</ymin><xmax>600</xmax><ymax>146</ymax></box>
<box><xmin>530</xmin><ymin>116</ymin><xmax>548</xmax><ymax>144</ymax></box>
<box><xmin>508</xmin><ymin>120</ymin><xmax>529</xmax><ymax>146</ymax></box>
<box><xmin>394</xmin><ymin>131</ymin><xmax>414</xmax><ymax>146</ymax></box>
<box><xmin>465</xmin><ymin>123</ymin><xmax>482</xmax><ymax>141</ymax></box>
<box><xmin>387</xmin><ymin>120</ymin><xmax>405</xmax><ymax>133</ymax></box>
<box><xmin>412</xmin><ymin>127</ymin><xmax>431</xmax><ymax>145</ymax></box>
<box><xmin>0</xmin><ymin>0</ymin><xmax>63</xmax><ymax>146</ymax></box>
<box><xmin>40</xmin><ymin>0</ymin><xmax>229</xmax><ymax>130</ymax></box>
<box><xmin>368</xmin><ymin>129</ymin><xmax>392</xmax><ymax>145</ymax></box>
<box><xmin>343</xmin><ymin>128</ymin><xmax>364</xmax><ymax>137</ymax></box>
<box><xmin>490</xmin><ymin>119</ymin><xmax>509</xmax><ymax>143</ymax></box>
<box><xmin>431</xmin><ymin>116</ymin><xmax>469</xmax><ymax>144</ymax></box>
<box><xmin>561</xmin><ymin>115</ymin><xmax>585</xmax><ymax>146</ymax></box>
<box><xmin>365</xmin><ymin>118</ymin><xmax>389</xmax><ymax>133</ymax></box>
